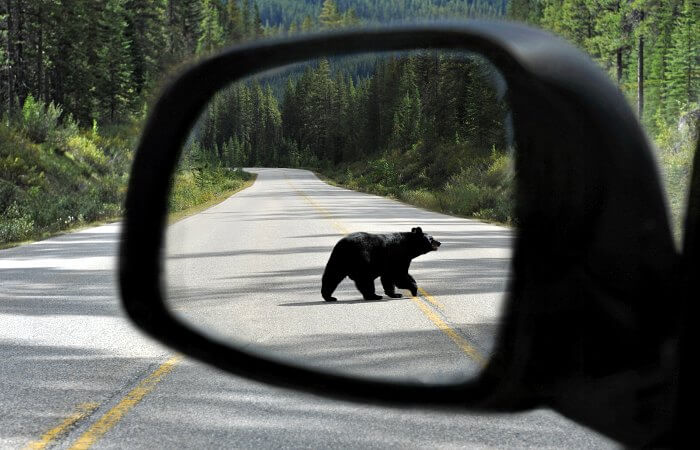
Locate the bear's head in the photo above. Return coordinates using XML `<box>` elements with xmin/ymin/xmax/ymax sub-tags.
<box><xmin>411</xmin><ymin>227</ymin><xmax>441</xmax><ymax>254</ymax></box>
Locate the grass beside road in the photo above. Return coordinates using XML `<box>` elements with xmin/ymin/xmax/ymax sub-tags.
<box><xmin>168</xmin><ymin>168</ymin><xmax>256</xmax><ymax>224</ymax></box>
<box><xmin>315</xmin><ymin>151</ymin><xmax>514</xmax><ymax>226</ymax></box>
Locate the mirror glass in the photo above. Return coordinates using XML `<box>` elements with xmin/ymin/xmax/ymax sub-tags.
<box><xmin>164</xmin><ymin>50</ymin><xmax>514</xmax><ymax>385</ymax></box>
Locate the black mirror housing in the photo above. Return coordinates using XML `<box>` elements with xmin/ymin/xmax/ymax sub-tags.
<box><xmin>120</xmin><ymin>22</ymin><xmax>687</xmax><ymax>447</ymax></box>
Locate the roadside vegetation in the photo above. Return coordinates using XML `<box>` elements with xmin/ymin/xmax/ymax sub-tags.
<box><xmin>0</xmin><ymin>95</ymin><xmax>253</xmax><ymax>246</ymax></box>
<box><xmin>0</xmin><ymin>98</ymin><xmax>134</xmax><ymax>245</ymax></box>
<box><xmin>320</xmin><ymin>150</ymin><xmax>513</xmax><ymax>224</ymax></box>
<box><xmin>168</xmin><ymin>168</ymin><xmax>255</xmax><ymax>223</ymax></box>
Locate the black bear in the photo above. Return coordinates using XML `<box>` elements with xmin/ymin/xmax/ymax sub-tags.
<box><xmin>321</xmin><ymin>227</ymin><xmax>441</xmax><ymax>302</ymax></box>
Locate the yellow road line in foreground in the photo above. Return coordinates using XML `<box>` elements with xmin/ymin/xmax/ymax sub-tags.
<box><xmin>418</xmin><ymin>287</ymin><xmax>444</xmax><ymax>310</ymax></box>
<box><xmin>288</xmin><ymin>177</ymin><xmax>485</xmax><ymax>366</ymax></box>
<box><xmin>410</xmin><ymin>296</ymin><xmax>487</xmax><ymax>367</ymax></box>
<box><xmin>68</xmin><ymin>355</ymin><xmax>183</xmax><ymax>450</ymax></box>
<box><xmin>25</xmin><ymin>402</ymin><xmax>99</xmax><ymax>450</ymax></box>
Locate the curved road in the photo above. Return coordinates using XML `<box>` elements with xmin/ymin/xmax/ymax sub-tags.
<box><xmin>0</xmin><ymin>168</ymin><xmax>616</xmax><ymax>448</ymax></box>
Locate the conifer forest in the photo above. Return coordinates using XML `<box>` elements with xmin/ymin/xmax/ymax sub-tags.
<box><xmin>0</xmin><ymin>0</ymin><xmax>697</xmax><ymax>244</ymax></box>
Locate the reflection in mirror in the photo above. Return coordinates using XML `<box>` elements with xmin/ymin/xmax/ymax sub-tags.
<box><xmin>164</xmin><ymin>50</ymin><xmax>514</xmax><ymax>385</ymax></box>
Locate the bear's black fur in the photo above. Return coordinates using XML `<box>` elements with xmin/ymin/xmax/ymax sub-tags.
<box><xmin>321</xmin><ymin>227</ymin><xmax>441</xmax><ymax>301</ymax></box>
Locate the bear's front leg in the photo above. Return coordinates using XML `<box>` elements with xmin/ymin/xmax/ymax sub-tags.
<box><xmin>381</xmin><ymin>274</ymin><xmax>403</xmax><ymax>298</ymax></box>
<box><xmin>354</xmin><ymin>277</ymin><xmax>382</xmax><ymax>300</ymax></box>
<box><xmin>395</xmin><ymin>274</ymin><xmax>418</xmax><ymax>297</ymax></box>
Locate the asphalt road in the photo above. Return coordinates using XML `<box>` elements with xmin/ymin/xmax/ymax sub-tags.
<box><xmin>0</xmin><ymin>168</ymin><xmax>617</xmax><ymax>448</ymax></box>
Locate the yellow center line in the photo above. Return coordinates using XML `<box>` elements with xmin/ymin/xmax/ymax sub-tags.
<box><xmin>287</xmin><ymin>177</ymin><xmax>486</xmax><ymax>366</ymax></box>
<box><xmin>418</xmin><ymin>286</ymin><xmax>444</xmax><ymax>310</ymax></box>
<box><xmin>68</xmin><ymin>355</ymin><xmax>183</xmax><ymax>450</ymax></box>
<box><xmin>410</xmin><ymin>295</ymin><xmax>487</xmax><ymax>367</ymax></box>
<box><xmin>286</xmin><ymin>179</ymin><xmax>349</xmax><ymax>234</ymax></box>
<box><xmin>25</xmin><ymin>402</ymin><xmax>100</xmax><ymax>450</ymax></box>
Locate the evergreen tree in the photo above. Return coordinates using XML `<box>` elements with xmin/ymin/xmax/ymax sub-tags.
<box><xmin>665</xmin><ymin>0</ymin><xmax>699</xmax><ymax>118</ymax></box>
<box><xmin>241</xmin><ymin>0</ymin><xmax>251</xmax><ymax>38</ymax></box>
<box><xmin>319</xmin><ymin>0</ymin><xmax>341</xmax><ymax>29</ymax></box>
<box><xmin>253</xmin><ymin>3</ymin><xmax>265</xmax><ymax>38</ymax></box>
<box><xmin>96</xmin><ymin>0</ymin><xmax>134</xmax><ymax>122</ymax></box>
<box><xmin>225</xmin><ymin>0</ymin><xmax>245</xmax><ymax>43</ymax></box>
<box><xmin>181</xmin><ymin>0</ymin><xmax>204</xmax><ymax>55</ymax></box>
<box><xmin>301</xmin><ymin>15</ymin><xmax>313</xmax><ymax>32</ymax></box>
<box><xmin>197</xmin><ymin>0</ymin><xmax>224</xmax><ymax>55</ymax></box>
<box><xmin>125</xmin><ymin>0</ymin><xmax>167</xmax><ymax>97</ymax></box>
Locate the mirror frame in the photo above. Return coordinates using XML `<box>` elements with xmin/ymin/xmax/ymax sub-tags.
<box><xmin>120</xmin><ymin>21</ymin><xmax>682</xmax><ymax>445</ymax></box>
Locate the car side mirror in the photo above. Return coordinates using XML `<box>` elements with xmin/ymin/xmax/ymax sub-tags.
<box><xmin>119</xmin><ymin>22</ymin><xmax>691</xmax><ymax>447</ymax></box>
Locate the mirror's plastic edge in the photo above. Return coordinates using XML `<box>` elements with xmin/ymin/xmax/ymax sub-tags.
<box><xmin>120</xmin><ymin>21</ymin><xmax>545</xmax><ymax>410</ymax></box>
<box><xmin>119</xmin><ymin>21</ymin><xmax>680</xmax><ymax>444</ymax></box>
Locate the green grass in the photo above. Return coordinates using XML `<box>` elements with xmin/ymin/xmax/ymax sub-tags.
<box><xmin>0</xmin><ymin>122</ymin><xmax>133</xmax><ymax>247</ymax></box>
<box><xmin>168</xmin><ymin>170</ymin><xmax>256</xmax><ymax>224</ymax></box>
<box><xmin>317</xmin><ymin>150</ymin><xmax>515</xmax><ymax>226</ymax></box>
<box><xmin>0</xmin><ymin>110</ymin><xmax>255</xmax><ymax>248</ymax></box>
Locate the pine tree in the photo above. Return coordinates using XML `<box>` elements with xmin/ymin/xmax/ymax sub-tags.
<box><xmin>182</xmin><ymin>0</ymin><xmax>203</xmax><ymax>55</ymax></box>
<box><xmin>241</xmin><ymin>0</ymin><xmax>250</xmax><ymax>38</ymax></box>
<box><xmin>341</xmin><ymin>8</ymin><xmax>360</xmax><ymax>27</ymax></box>
<box><xmin>590</xmin><ymin>0</ymin><xmax>633</xmax><ymax>84</ymax></box>
<box><xmin>301</xmin><ymin>15</ymin><xmax>313</xmax><ymax>33</ymax></box>
<box><xmin>225</xmin><ymin>0</ymin><xmax>244</xmax><ymax>43</ymax></box>
<box><xmin>507</xmin><ymin>0</ymin><xmax>536</xmax><ymax>23</ymax></box>
<box><xmin>253</xmin><ymin>3</ymin><xmax>264</xmax><ymax>38</ymax></box>
<box><xmin>197</xmin><ymin>0</ymin><xmax>224</xmax><ymax>55</ymax></box>
<box><xmin>665</xmin><ymin>0</ymin><xmax>699</xmax><ymax>118</ymax></box>
<box><xmin>124</xmin><ymin>0</ymin><xmax>167</xmax><ymax>98</ymax></box>
<box><xmin>95</xmin><ymin>0</ymin><xmax>134</xmax><ymax>122</ymax></box>
<box><xmin>319</xmin><ymin>0</ymin><xmax>341</xmax><ymax>29</ymax></box>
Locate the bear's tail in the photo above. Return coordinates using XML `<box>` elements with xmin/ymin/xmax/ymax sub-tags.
<box><xmin>321</xmin><ymin>245</ymin><xmax>346</xmax><ymax>302</ymax></box>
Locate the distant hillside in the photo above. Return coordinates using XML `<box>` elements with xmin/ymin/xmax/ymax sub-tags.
<box><xmin>255</xmin><ymin>0</ymin><xmax>507</xmax><ymax>28</ymax></box>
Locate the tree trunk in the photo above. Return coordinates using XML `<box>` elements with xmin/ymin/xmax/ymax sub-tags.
<box><xmin>5</xmin><ymin>0</ymin><xmax>13</xmax><ymax>117</ymax></box>
<box><xmin>36</xmin><ymin>7</ymin><xmax>43</xmax><ymax>101</ymax></box>
<box><xmin>616</xmin><ymin>48</ymin><xmax>623</xmax><ymax>85</ymax></box>
<box><xmin>15</xmin><ymin>0</ymin><xmax>24</xmax><ymax>106</ymax></box>
<box><xmin>637</xmin><ymin>19</ymin><xmax>644</xmax><ymax>119</ymax></box>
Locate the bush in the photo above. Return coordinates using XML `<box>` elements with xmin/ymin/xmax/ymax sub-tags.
<box><xmin>169</xmin><ymin>167</ymin><xmax>251</xmax><ymax>213</ymax></box>
<box><xmin>654</xmin><ymin>114</ymin><xmax>696</xmax><ymax>240</ymax></box>
<box><xmin>320</xmin><ymin>148</ymin><xmax>515</xmax><ymax>225</ymax></box>
<box><xmin>0</xmin><ymin>120</ymin><xmax>134</xmax><ymax>246</ymax></box>
<box><xmin>399</xmin><ymin>189</ymin><xmax>442</xmax><ymax>211</ymax></box>
<box><xmin>65</xmin><ymin>134</ymin><xmax>109</xmax><ymax>173</ymax></box>
<box><xmin>0</xmin><ymin>202</ymin><xmax>34</xmax><ymax>243</ymax></box>
<box><xmin>21</xmin><ymin>95</ymin><xmax>62</xmax><ymax>143</ymax></box>
<box><xmin>47</xmin><ymin>113</ymin><xmax>79</xmax><ymax>150</ymax></box>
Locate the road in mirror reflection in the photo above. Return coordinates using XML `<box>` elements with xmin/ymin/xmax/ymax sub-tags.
<box><xmin>164</xmin><ymin>50</ymin><xmax>513</xmax><ymax>384</ymax></box>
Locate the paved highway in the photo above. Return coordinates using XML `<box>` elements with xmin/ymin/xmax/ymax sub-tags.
<box><xmin>1</xmin><ymin>168</ymin><xmax>616</xmax><ymax>448</ymax></box>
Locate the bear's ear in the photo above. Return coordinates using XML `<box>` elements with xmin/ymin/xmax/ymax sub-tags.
<box><xmin>411</xmin><ymin>227</ymin><xmax>423</xmax><ymax>234</ymax></box>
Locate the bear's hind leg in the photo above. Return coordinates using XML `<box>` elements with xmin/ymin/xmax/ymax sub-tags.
<box><xmin>381</xmin><ymin>275</ymin><xmax>402</xmax><ymax>298</ymax></box>
<box><xmin>354</xmin><ymin>277</ymin><xmax>382</xmax><ymax>301</ymax></box>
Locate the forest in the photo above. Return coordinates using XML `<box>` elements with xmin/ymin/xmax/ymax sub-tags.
<box><xmin>186</xmin><ymin>51</ymin><xmax>514</xmax><ymax>221</ymax></box>
<box><xmin>509</xmin><ymin>0</ymin><xmax>698</xmax><ymax>237</ymax></box>
<box><xmin>0</xmin><ymin>0</ymin><xmax>698</xmax><ymax>244</ymax></box>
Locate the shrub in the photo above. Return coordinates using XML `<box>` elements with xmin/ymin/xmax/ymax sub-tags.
<box><xmin>169</xmin><ymin>168</ymin><xmax>251</xmax><ymax>213</ymax></box>
<box><xmin>399</xmin><ymin>189</ymin><xmax>442</xmax><ymax>211</ymax></box>
<box><xmin>0</xmin><ymin>202</ymin><xmax>34</xmax><ymax>243</ymax></box>
<box><xmin>47</xmin><ymin>113</ymin><xmax>80</xmax><ymax>150</ymax></box>
<box><xmin>65</xmin><ymin>134</ymin><xmax>109</xmax><ymax>172</ymax></box>
<box><xmin>21</xmin><ymin>95</ymin><xmax>62</xmax><ymax>143</ymax></box>
<box><xmin>655</xmin><ymin>115</ymin><xmax>696</xmax><ymax>240</ymax></box>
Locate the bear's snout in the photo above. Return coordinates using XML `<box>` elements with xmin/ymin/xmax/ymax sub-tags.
<box><xmin>431</xmin><ymin>239</ymin><xmax>441</xmax><ymax>250</ymax></box>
